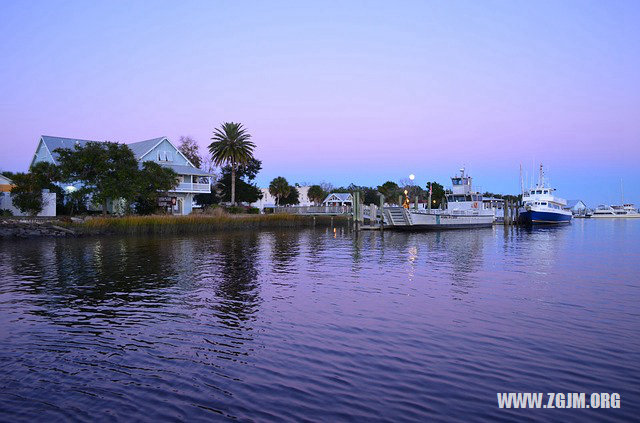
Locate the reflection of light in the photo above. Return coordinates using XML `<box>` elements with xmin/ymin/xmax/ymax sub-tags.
<box><xmin>333</xmin><ymin>227</ymin><xmax>337</xmax><ymax>238</ymax></box>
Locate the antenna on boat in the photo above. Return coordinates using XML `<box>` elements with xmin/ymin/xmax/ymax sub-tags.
<box><xmin>519</xmin><ymin>163</ymin><xmax>524</xmax><ymax>196</ymax></box>
<box><xmin>539</xmin><ymin>163</ymin><xmax>544</xmax><ymax>188</ymax></box>
<box><xmin>621</xmin><ymin>178</ymin><xmax>624</xmax><ymax>204</ymax></box>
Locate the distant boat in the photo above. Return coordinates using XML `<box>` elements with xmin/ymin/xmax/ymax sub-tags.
<box><xmin>592</xmin><ymin>204</ymin><xmax>640</xmax><ymax>218</ymax></box>
<box><xmin>383</xmin><ymin>168</ymin><xmax>494</xmax><ymax>230</ymax></box>
<box><xmin>519</xmin><ymin>164</ymin><xmax>572</xmax><ymax>225</ymax></box>
<box><xmin>592</xmin><ymin>179</ymin><xmax>640</xmax><ymax>218</ymax></box>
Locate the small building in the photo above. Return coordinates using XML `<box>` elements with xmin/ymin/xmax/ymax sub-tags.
<box><xmin>564</xmin><ymin>200</ymin><xmax>587</xmax><ymax>214</ymax></box>
<box><xmin>0</xmin><ymin>174</ymin><xmax>56</xmax><ymax>216</ymax></box>
<box><xmin>31</xmin><ymin>135</ymin><xmax>211</xmax><ymax>215</ymax></box>
<box><xmin>323</xmin><ymin>193</ymin><xmax>352</xmax><ymax>206</ymax></box>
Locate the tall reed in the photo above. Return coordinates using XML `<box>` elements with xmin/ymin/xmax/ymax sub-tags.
<box><xmin>78</xmin><ymin>214</ymin><xmax>345</xmax><ymax>235</ymax></box>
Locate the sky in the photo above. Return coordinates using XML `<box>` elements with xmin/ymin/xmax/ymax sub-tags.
<box><xmin>1</xmin><ymin>0</ymin><xmax>639</xmax><ymax>205</ymax></box>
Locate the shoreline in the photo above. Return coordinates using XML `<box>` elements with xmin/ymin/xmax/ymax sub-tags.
<box><xmin>0</xmin><ymin>214</ymin><xmax>349</xmax><ymax>238</ymax></box>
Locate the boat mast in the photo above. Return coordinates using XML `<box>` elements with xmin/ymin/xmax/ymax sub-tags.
<box><xmin>538</xmin><ymin>163</ymin><xmax>544</xmax><ymax>188</ymax></box>
<box><xmin>621</xmin><ymin>178</ymin><xmax>624</xmax><ymax>204</ymax></box>
<box><xmin>519</xmin><ymin>163</ymin><xmax>524</xmax><ymax>196</ymax></box>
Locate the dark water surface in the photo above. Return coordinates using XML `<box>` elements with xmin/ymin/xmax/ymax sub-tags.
<box><xmin>1</xmin><ymin>220</ymin><xmax>639</xmax><ymax>422</ymax></box>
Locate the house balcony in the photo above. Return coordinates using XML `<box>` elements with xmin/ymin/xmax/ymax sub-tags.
<box><xmin>173</xmin><ymin>182</ymin><xmax>211</xmax><ymax>193</ymax></box>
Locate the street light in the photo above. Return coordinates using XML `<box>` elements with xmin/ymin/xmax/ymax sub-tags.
<box><xmin>409</xmin><ymin>174</ymin><xmax>415</xmax><ymax>181</ymax></box>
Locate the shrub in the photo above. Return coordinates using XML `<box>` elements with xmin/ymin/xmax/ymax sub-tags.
<box><xmin>246</xmin><ymin>207</ymin><xmax>260</xmax><ymax>214</ymax></box>
<box><xmin>0</xmin><ymin>208</ymin><xmax>14</xmax><ymax>217</ymax></box>
<box><xmin>226</xmin><ymin>205</ymin><xmax>244</xmax><ymax>214</ymax></box>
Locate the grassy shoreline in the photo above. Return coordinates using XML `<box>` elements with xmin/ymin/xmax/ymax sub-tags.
<box><xmin>70</xmin><ymin>214</ymin><xmax>348</xmax><ymax>235</ymax></box>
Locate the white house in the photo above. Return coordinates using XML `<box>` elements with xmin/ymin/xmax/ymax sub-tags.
<box><xmin>323</xmin><ymin>193</ymin><xmax>352</xmax><ymax>206</ymax></box>
<box><xmin>31</xmin><ymin>135</ymin><xmax>211</xmax><ymax>215</ymax></box>
<box><xmin>0</xmin><ymin>174</ymin><xmax>56</xmax><ymax>216</ymax></box>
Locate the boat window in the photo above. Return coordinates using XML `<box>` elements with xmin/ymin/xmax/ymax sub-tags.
<box><xmin>541</xmin><ymin>202</ymin><xmax>547</xmax><ymax>205</ymax></box>
<box><xmin>452</xmin><ymin>179</ymin><xmax>462</xmax><ymax>185</ymax></box>
<box><xmin>536</xmin><ymin>190</ymin><xmax>542</xmax><ymax>194</ymax></box>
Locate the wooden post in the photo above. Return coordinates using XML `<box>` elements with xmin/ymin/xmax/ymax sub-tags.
<box><xmin>379</xmin><ymin>194</ymin><xmax>385</xmax><ymax>230</ymax></box>
<box><xmin>370</xmin><ymin>204</ymin><xmax>376</xmax><ymax>227</ymax></box>
<box><xmin>504</xmin><ymin>200</ymin><xmax>510</xmax><ymax>226</ymax></box>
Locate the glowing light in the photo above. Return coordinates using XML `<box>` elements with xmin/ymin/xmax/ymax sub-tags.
<box><xmin>409</xmin><ymin>174</ymin><xmax>415</xmax><ymax>181</ymax></box>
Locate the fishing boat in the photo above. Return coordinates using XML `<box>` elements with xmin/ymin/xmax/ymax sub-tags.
<box><xmin>383</xmin><ymin>168</ymin><xmax>494</xmax><ymax>230</ymax></box>
<box><xmin>592</xmin><ymin>204</ymin><xmax>640</xmax><ymax>218</ymax></box>
<box><xmin>519</xmin><ymin>164</ymin><xmax>572</xmax><ymax>225</ymax></box>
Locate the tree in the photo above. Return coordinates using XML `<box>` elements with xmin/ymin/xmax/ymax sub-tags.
<box><xmin>425</xmin><ymin>181</ymin><xmax>446</xmax><ymax>208</ymax></box>
<box><xmin>10</xmin><ymin>172</ymin><xmax>44</xmax><ymax>216</ymax></box>
<box><xmin>177</xmin><ymin>136</ymin><xmax>202</xmax><ymax>168</ymax></box>
<box><xmin>208</xmin><ymin>122</ymin><xmax>255</xmax><ymax>205</ymax></box>
<box><xmin>307</xmin><ymin>185</ymin><xmax>327</xmax><ymax>205</ymax></box>
<box><xmin>134</xmin><ymin>162</ymin><xmax>179</xmax><ymax>214</ymax></box>
<box><xmin>269</xmin><ymin>177</ymin><xmax>290</xmax><ymax>206</ymax></box>
<box><xmin>56</xmin><ymin>142</ymin><xmax>140</xmax><ymax>214</ymax></box>
<box><xmin>377</xmin><ymin>181</ymin><xmax>401</xmax><ymax>204</ymax></box>
<box><xmin>213</xmin><ymin>157</ymin><xmax>263</xmax><ymax>204</ymax></box>
<box><xmin>280</xmin><ymin>185</ymin><xmax>300</xmax><ymax>205</ymax></box>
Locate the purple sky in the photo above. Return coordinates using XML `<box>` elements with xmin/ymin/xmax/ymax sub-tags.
<box><xmin>1</xmin><ymin>1</ymin><xmax>639</xmax><ymax>205</ymax></box>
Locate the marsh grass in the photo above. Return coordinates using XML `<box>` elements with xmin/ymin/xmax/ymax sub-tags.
<box><xmin>77</xmin><ymin>214</ymin><xmax>346</xmax><ymax>235</ymax></box>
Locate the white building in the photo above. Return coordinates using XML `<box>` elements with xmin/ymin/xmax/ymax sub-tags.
<box><xmin>322</xmin><ymin>193</ymin><xmax>352</xmax><ymax>206</ymax></box>
<box><xmin>31</xmin><ymin>135</ymin><xmax>211</xmax><ymax>215</ymax></box>
<box><xmin>250</xmin><ymin>186</ymin><xmax>314</xmax><ymax>210</ymax></box>
<box><xmin>0</xmin><ymin>174</ymin><xmax>56</xmax><ymax>216</ymax></box>
<box><xmin>564</xmin><ymin>200</ymin><xmax>587</xmax><ymax>214</ymax></box>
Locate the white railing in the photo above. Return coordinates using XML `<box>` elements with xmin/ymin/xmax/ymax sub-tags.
<box><xmin>174</xmin><ymin>182</ymin><xmax>211</xmax><ymax>192</ymax></box>
<box><xmin>273</xmin><ymin>206</ymin><xmax>352</xmax><ymax>215</ymax></box>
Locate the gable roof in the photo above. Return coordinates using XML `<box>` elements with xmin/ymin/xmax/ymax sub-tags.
<box><xmin>127</xmin><ymin>137</ymin><xmax>168</xmax><ymax>159</ymax></box>
<box><xmin>565</xmin><ymin>199</ymin><xmax>586</xmax><ymax>208</ymax></box>
<box><xmin>40</xmin><ymin>135</ymin><xmax>97</xmax><ymax>164</ymax></box>
<box><xmin>38</xmin><ymin>135</ymin><xmax>171</xmax><ymax>163</ymax></box>
<box><xmin>0</xmin><ymin>174</ymin><xmax>13</xmax><ymax>185</ymax></box>
<box><xmin>323</xmin><ymin>192</ymin><xmax>352</xmax><ymax>202</ymax></box>
<box><xmin>35</xmin><ymin>135</ymin><xmax>207</xmax><ymax>174</ymax></box>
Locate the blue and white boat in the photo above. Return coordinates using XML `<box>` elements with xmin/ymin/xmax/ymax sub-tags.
<box><xmin>519</xmin><ymin>164</ymin><xmax>572</xmax><ymax>225</ymax></box>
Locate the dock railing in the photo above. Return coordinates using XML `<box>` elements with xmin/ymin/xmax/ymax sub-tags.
<box><xmin>273</xmin><ymin>205</ymin><xmax>352</xmax><ymax>215</ymax></box>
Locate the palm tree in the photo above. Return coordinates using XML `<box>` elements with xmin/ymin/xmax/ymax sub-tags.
<box><xmin>269</xmin><ymin>176</ymin><xmax>290</xmax><ymax>206</ymax></box>
<box><xmin>208</xmin><ymin>122</ymin><xmax>255</xmax><ymax>205</ymax></box>
<box><xmin>307</xmin><ymin>184</ymin><xmax>327</xmax><ymax>205</ymax></box>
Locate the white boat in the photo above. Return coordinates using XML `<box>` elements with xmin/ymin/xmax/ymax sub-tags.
<box><xmin>383</xmin><ymin>168</ymin><xmax>494</xmax><ymax>230</ymax></box>
<box><xmin>518</xmin><ymin>164</ymin><xmax>572</xmax><ymax>225</ymax></box>
<box><xmin>592</xmin><ymin>204</ymin><xmax>640</xmax><ymax>218</ymax></box>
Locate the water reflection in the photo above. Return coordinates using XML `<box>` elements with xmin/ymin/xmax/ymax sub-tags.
<box><xmin>212</xmin><ymin>233</ymin><xmax>261</xmax><ymax>328</ymax></box>
<box><xmin>0</xmin><ymin>221</ymin><xmax>638</xmax><ymax>422</ymax></box>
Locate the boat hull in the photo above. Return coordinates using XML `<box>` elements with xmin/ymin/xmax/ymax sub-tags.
<box><xmin>394</xmin><ymin>212</ymin><xmax>495</xmax><ymax>230</ymax></box>
<box><xmin>591</xmin><ymin>214</ymin><xmax>640</xmax><ymax>218</ymax></box>
<box><xmin>519</xmin><ymin>210</ymin><xmax>572</xmax><ymax>225</ymax></box>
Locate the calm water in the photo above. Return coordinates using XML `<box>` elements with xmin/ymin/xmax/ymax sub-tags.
<box><xmin>1</xmin><ymin>220</ymin><xmax>639</xmax><ymax>422</ymax></box>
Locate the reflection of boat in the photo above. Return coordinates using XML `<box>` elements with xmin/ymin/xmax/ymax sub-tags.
<box><xmin>519</xmin><ymin>164</ymin><xmax>572</xmax><ymax>225</ymax></box>
<box><xmin>592</xmin><ymin>204</ymin><xmax>640</xmax><ymax>218</ymax></box>
<box><xmin>383</xmin><ymin>168</ymin><xmax>494</xmax><ymax>230</ymax></box>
